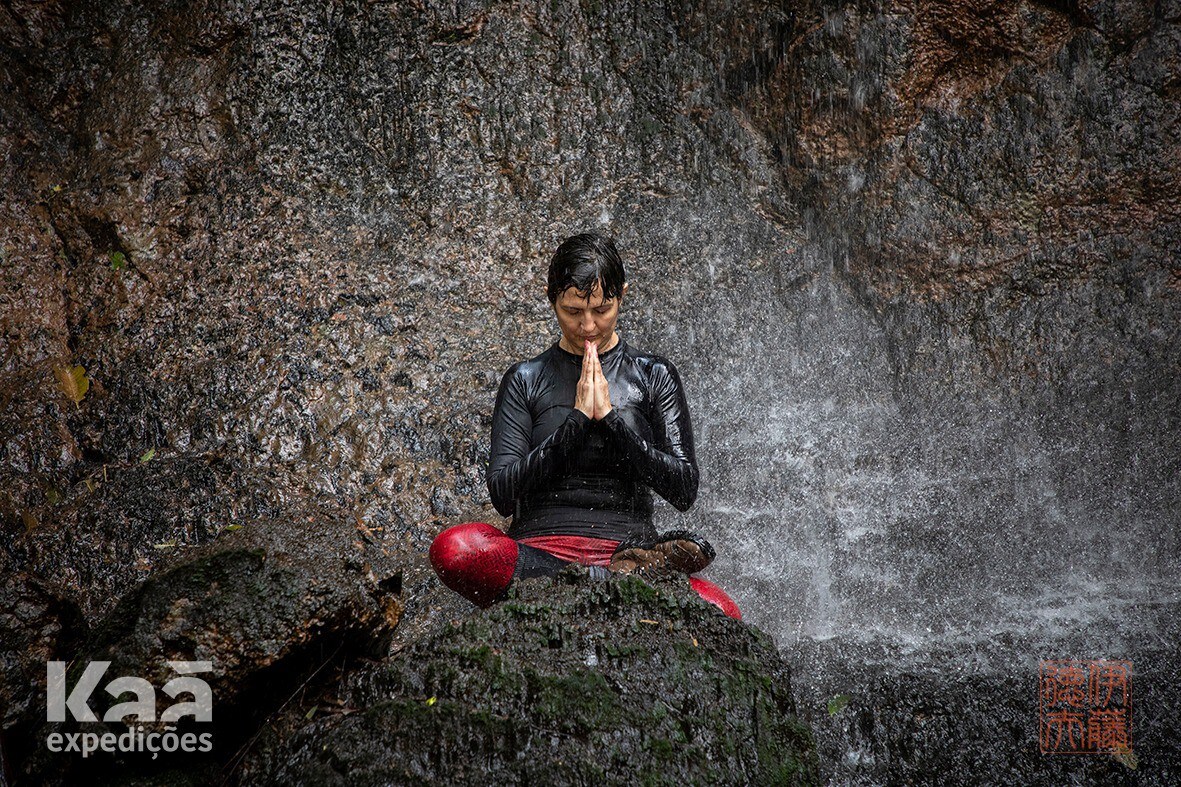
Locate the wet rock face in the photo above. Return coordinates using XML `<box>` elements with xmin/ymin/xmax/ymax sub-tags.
<box><xmin>794</xmin><ymin>607</ymin><xmax>1181</xmax><ymax>786</ymax></box>
<box><xmin>78</xmin><ymin>515</ymin><xmax>402</xmax><ymax>706</ymax></box>
<box><xmin>723</xmin><ymin>4</ymin><xmax>1181</xmax><ymax>780</ymax></box>
<box><xmin>6</xmin><ymin>0</ymin><xmax>1173</xmax><ymax>641</ymax></box>
<box><xmin>241</xmin><ymin>570</ymin><xmax>818</xmax><ymax>786</ymax></box>
<box><xmin>708</xmin><ymin>0</ymin><xmax>1180</xmax><ymax>633</ymax></box>
<box><xmin>3</xmin><ymin>457</ymin><xmax>303</xmax><ymax>622</ymax></box>
<box><xmin>1</xmin><ymin>0</ymin><xmax>791</xmax><ymax>625</ymax></box>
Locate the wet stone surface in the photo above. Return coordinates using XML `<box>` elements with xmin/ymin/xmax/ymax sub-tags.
<box><xmin>239</xmin><ymin>568</ymin><xmax>819</xmax><ymax>786</ymax></box>
<box><xmin>14</xmin><ymin>494</ymin><xmax>403</xmax><ymax>785</ymax></box>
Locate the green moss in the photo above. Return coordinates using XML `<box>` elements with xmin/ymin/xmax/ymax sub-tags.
<box><xmin>529</xmin><ymin>668</ymin><xmax>623</xmax><ymax>732</ymax></box>
<box><xmin>497</xmin><ymin>601</ymin><xmax>553</xmax><ymax>618</ymax></box>
<box><xmin>649</xmin><ymin>737</ymin><xmax>674</xmax><ymax>759</ymax></box>
<box><xmin>716</xmin><ymin>662</ymin><xmax>773</xmax><ymax>702</ymax></box>
<box><xmin>670</xmin><ymin>640</ymin><xmax>708</xmax><ymax>661</ymax></box>
<box><xmin>422</xmin><ymin>661</ymin><xmax>460</xmax><ymax>694</ymax></box>
<box><xmin>603</xmin><ymin>642</ymin><xmax>648</xmax><ymax>659</ymax></box>
<box><xmin>360</xmin><ymin>697</ymin><xmax>513</xmax><ymax>739</ymax></box>
<box><xmin>285</xmin><ymin>569</ymin><xmax>819</xmax><ymax>784</ymax></box>
<box><xmin>451</xmin><ymin>643</ymin><xmax>494</xmax><ymax>665</ymax></box>
<box><xmin>611</xmin><ymin>576</ymin><xmax>660</xmax><ymax>604</ymax></box>
<box><xmin>362</xmin><ymin>697</ymin><xmax>429</xmax><ymax>723</ymax></box>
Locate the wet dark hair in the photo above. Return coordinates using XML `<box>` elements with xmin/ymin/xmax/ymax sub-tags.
<box><xmin>546</xmin><ymin>233</ymin><xmax>626</xmax><ymax>304</ymax></box>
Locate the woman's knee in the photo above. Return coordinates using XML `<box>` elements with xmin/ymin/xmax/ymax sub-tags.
<box><xmin>429</xmin><ymin>522</ymin><xmax>519</xmax><ymax>606</ymax></box>
<box><xmin>430</xmin><ymin>522</ymin><xmax>505</xmax><ymax>569</ymax></box>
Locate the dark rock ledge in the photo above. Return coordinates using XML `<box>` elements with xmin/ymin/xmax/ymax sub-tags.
<box><xmin>6</xmin><ymin>552</ymin><xmax>817</xmax><ymax>786</ymax></box>
<box><xmin>6</xmin><ymin>505</ymin><xmax>403</xmax><ymax>786</ymax></box>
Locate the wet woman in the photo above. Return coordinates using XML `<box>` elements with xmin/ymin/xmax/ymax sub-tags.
<box><xmin>429</xmin><ymin>232</ymin><xmax>741</xmax><ymax>619</ymax></box>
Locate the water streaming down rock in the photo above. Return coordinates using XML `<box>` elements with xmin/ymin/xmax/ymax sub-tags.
<box><xmin>710</xmin><ymin>5</ymin><xmax>1180</xmax><ymax>783</ymax></box>
<box><xmin>1</xmin><ymin>0</ymin><xmax>1177</xmax><ymax>783</ymax></box>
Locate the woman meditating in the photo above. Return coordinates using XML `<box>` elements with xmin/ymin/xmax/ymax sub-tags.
<box><xmin>429</xmin><ymin>232</ymin><xmax>741</xmax><ymax>619</ymax></box>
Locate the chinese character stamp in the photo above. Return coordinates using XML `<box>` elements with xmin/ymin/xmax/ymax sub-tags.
<box><xmin>1039</xmin><ymin>660</ymin><xmax>1132</xmax><ymax>756</ymax></box>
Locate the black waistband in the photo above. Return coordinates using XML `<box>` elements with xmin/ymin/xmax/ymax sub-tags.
<box><xmin>506</xmin><ymin>506</ymin><xmax>657</xmax><ymax>542</ymax></box>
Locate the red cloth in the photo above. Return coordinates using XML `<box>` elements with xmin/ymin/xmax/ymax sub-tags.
<box><xmin>517</xmin><ymin>535</ymin><xmax>619</xmax><ymax>566</ymax></box>
<box><xmin>689</xmin><ymin>576</ymin><xmax>742</xmax><ymax>620</ymax></box>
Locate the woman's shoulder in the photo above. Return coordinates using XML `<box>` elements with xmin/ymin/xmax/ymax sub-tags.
<box><xmin>621</xmin><ymin>339</ymin><xmax>678</xmax><ymax>367</ymax></box>
<box><xmin>620</xmin><ymin>341</ymin><xmax>684</xmax><ymax>383</ymax></box>
<box><xmin>498</xmin><ymin>344</ymin><xmax>561</xmax><ymax>385</ymax></box>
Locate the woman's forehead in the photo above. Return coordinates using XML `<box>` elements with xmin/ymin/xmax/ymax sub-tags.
<box><xmin>556</xmin><ymin>283</ymin><xmax>614</xmax><ymax>307</ymax></box>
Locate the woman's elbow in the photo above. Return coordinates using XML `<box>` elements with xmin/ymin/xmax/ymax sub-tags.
<box><xmin>670</xmin><ymin>466</ymin><xmax>699</xmax><ymax>511</ymax></box>
<box><xmin>487</xmin><ymin>472</ymin><xmax>514</xmax><ymax>517</ymax></box>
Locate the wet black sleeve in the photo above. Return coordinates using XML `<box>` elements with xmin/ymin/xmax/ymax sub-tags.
<box><xmin>601</xmin><ymin>358</ymin><xmax>699</xmax><ymax>511</ymax></box>
<box><xmin>486</xmin><ymin>363</ymin><xmax>590</xmax><ymax>517</ymax></box>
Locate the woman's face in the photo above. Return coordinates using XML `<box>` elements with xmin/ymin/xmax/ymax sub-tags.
<box><xmin>550</xmin><ymin>280</ymin><xmax>629</xmax><ymax>354</ymax></box>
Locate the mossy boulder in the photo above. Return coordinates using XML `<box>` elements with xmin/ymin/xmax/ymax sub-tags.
<box><xmin>246</xmin><ymin>568</ymin><xmax>819</xmax><ymax>786</ymax></box>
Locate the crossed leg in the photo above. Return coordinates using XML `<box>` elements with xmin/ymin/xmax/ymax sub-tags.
<box><xmin>429</xmin><ymin>522</ymin><xmax>742</xmax><ymax>619</ymax></box>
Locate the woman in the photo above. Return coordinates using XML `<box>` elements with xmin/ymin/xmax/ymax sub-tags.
<box><xmin>429</xmin><ymin>233</ymin><xmax>741</xmax><ymax>619</ymax></box>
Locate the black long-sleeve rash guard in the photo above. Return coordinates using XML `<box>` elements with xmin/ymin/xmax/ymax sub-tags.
<box><xmin>486</xmin><ymin>338</ymin><xmax>700</xmax><ymax>542</ymax></box>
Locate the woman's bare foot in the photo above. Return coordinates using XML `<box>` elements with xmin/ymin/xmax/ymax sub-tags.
<box><xmin>608</xmin><ymin>545</ymin><xmax>667</xmax><ymax>575</ymax></box>
<box><xmin>609</xmin><ymin>530</ymin><xmax>715</xmax><ymax>576</ymax></box>
<box><xmin>651</xmin><ymin>531</ymin><xmax>715</xmax><ymax>574</ymax></box>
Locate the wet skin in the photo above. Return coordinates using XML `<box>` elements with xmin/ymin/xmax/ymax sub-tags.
<box><xmin>547</xmin><ymin>279</ymin><xmax>631</xmax><ymax>421</ymax></box>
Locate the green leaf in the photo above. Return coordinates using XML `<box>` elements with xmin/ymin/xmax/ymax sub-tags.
<box><xmin>109</xmin><ymin>251</ymin><xmax>127</xmax><ymax>270</ymax></box>
<box><xmin>304</xmin><ymin>705</ymin><xmax>318</xmax><ymax>721</ymax></box>
<box><xmin>224</xmin><ymin>524</ymin><xmax>243</xmax><ymax>532</ymax></box>
<box><xmin>140</xmin><ymin>448</ymin><xmax>156</xmax><ymax>463</ymax></box>
<box><xmin>425</xmin><ymin>696</ymin><xmax>437</xmax><ymax>707</ymax></box>
<box><xmin>827</xmin><ymin>694</ymin><xmax>851</xmax><ymax>716</ymax></box>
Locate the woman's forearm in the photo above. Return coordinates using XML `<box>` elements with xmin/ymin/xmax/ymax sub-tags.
<box><xmin>488</xmin><ymin>409</ymin><xmax>590</xmax><ymax>515</ymax></box>
<box><xmin>601</xmin><ymin>408</ymin><xmax>698</xmax><ymax>511</ymax></box>
<box><xmin>484</xmin><ymin>359</ymin><xmax>590</xmax><ymax>515</ymax></box>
